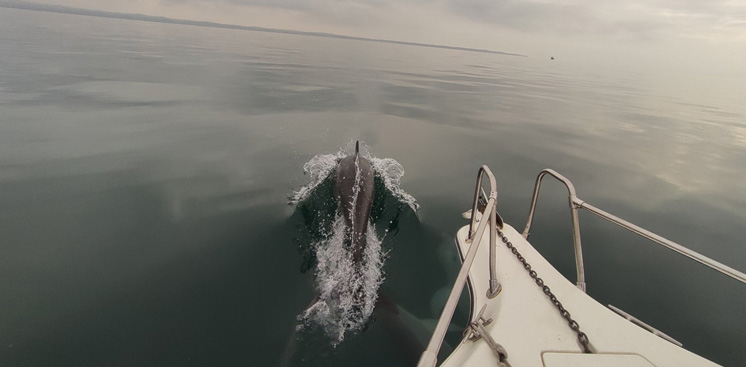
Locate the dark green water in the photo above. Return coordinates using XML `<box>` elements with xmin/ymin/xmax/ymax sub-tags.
<box><xmin>1</xmin><ymin>7</ymin><xmax>745</xmax><ymax>367</ymax></box>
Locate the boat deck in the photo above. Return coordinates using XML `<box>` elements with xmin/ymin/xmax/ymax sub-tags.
<box><xmin>440</xmin><ymin>223</ymin><xmax>718</xmax><ymax>367</ymax></box>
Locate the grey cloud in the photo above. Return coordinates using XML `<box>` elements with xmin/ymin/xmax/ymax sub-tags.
<box><xmin>160</xmin><ymin>0</ymin><xmax>392</xmax><ymax>27</ymax></box>
<box><xmin>447</xmin><ymin>0</ymin><xmax>609</xmax><ymax>34</ymax></box>
<box><xmin>163</xmin><ymin>0</ymin><xmax>387</xmax><ymax>14</ymax></box>
<box><xmin>444</xmin><ymin>0</ymin><xmax>744</xmax><ymax>40</ymax></box>
<box><xmin>165</xmin><ymin>0</ymin><xmax>315</xmax><ymax>11</ymax></box>
<box><xmin>165</xmin><ymin>0</ymin><xmax>735</xmax><ymax>38</ymax></box>
<box><xmin>26</xmin><ymin>0</ymin><xmax>746</xmax><ymax>43</ymax></box>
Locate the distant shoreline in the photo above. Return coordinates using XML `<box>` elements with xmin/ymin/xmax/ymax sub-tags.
<box><xmin>0</xmin><ymin>0</ymin><xmax>525</xmax><ymax>57</ymax></box>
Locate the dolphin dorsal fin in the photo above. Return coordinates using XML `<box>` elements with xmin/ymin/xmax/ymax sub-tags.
<box><xmin>355</xmin><ymin>140</ymin><xmax>359</xmax><ymax>156</ymax></box>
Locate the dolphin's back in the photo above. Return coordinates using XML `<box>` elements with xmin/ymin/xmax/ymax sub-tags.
<box><xmin>334</xmin><ymin>147</ymin><xmax>375</xmax><ymax>262</ymax></box>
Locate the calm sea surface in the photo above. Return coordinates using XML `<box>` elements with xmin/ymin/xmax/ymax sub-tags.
<box><xmin>2</xmin><ymin>7</ymin><xmax>745</xmax><ymax>367</ymax></box>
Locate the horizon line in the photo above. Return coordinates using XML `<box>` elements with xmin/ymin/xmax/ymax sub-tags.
<box><xmin>0</xmin><ymin>0</ymin><xmax>526</xmax><ymax>57</ymax></box>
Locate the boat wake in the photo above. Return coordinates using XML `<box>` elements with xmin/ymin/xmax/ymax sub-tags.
<box><xmin>289</xmin><ymin>144</ymin><xmax>418</xmax><ymax>346</ymax></box>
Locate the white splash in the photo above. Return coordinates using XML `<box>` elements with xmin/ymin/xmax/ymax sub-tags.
<box><xmin>348</xmin><ymin>154</ymin><xmax>363</xmax><ymax>228</ymax></box>
<box><xmin>371</xmin><ymin>157</ymin><xmax>420</xmax><ymax>212</ymax></box>
<box><xmin>298</xmin><ymin>215</ymin><xmax>385</xmax><ymax>345</ymax></box>
<box><xmin>289</xmin><ymin>147</ymin><xmax>419</xmax><ymax>212</ymax></box>
<box><xmin>288</xmin><ymin>152</ymin><xmax>343</xmax><ymax>205</ymax></box>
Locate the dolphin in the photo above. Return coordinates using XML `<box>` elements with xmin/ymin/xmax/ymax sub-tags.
<box><xmin>282</xmin><ymin>144</ymin><xmax>456</xmax><ymax>365</ymax></box>
<box><xmin>334</xmin><ymin>140</ymin><xmax>375</xmax><ymax>263</ymax></box>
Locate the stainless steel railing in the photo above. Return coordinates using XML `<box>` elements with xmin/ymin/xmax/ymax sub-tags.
<box><xmin>468</xmin><ymin>166</ymin><xmax>503</xmax><ymax>298</ymax></box>
<box><xmin>417</xmin><ymin>165</ymin><xmax>501</xmax><ymax>367</ymax></box>
<box><xmin>522</xmin><ymin>169</ymin><xmax>587</xmax><ymax>292</ymax></box>
<box><xmin>523</xmin><ymin>169</ymin><xmax>746</xmax><ymax>286</ymax></box>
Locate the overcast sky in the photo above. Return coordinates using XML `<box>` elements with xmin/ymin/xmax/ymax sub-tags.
<box><xmin>30</xmin><ymin>0</ymin><xmax>746</xmax><ymax>75</ymax></box>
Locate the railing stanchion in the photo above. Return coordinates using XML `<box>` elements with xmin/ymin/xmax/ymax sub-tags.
<box><xmin>523</xmin><ymin>169</ymin><xmax>587</xmax><ymax>291</ymax></box>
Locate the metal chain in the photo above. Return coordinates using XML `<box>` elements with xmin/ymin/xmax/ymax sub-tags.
<box><xmin>497</xmin><ymin>227</ymin><xmax>592</xmax><ymax>353</ymax></box>
<box><xmin>465</xmin><ymin>321</ymin><xmax>512</xmax><ymax>367</ymax></box>
<box><xmin>462</xmin><ymin>304</ymin><xmax>513</xmax><ymax>367</ymax></box>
